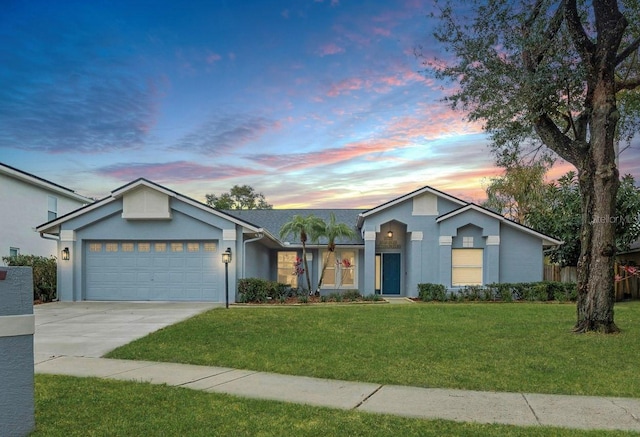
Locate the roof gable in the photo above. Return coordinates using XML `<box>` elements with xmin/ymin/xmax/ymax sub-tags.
<box><xmin>36</xmin><ymin>178</ymin><xmax>269</xmax><ymax>238</ymax></box>
<box><xmin>357</xmin><ymin>185</ymin><xmax>467</xmax><ymax>227</ymax></box>
<box><xmin>437</xmin><ymin>203</ymin><xmax>562</xmax><ymax>246</ymax></box>
<box><xmin>1</xmin><ymin>162</ymin><xmax>92</xmax><ymax>202</ymax></box>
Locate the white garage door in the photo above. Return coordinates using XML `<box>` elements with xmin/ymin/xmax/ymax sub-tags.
<box><xmin>85</xmin><ymin>241</ymin><xmax>219</xmax><ymax>301</ymax></box>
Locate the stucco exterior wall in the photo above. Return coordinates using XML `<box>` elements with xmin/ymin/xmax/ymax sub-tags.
<box><xmin>0</xmin><ymin>173</ymin><xmax>87</xmax><ymax>260</ymax></box>
<box><xmin>0</xmin><ymin>267</ymin><xmax>35</xmax><ymax>437</ymax></box>
<box><xmin>499</xmin><ymin>224</ymin><xmax>544</xmax><ymax>283</ymax></box>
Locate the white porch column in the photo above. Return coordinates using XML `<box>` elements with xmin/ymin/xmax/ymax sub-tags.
<box><xmin>364</xmin><ymin>231</ymin><xmax>376</xmax><ymax>294</ymax></box>
<box><xmin>439</xmin><ymin>236</ymin><xmax>452</xmax><ymax>288</ymax></box>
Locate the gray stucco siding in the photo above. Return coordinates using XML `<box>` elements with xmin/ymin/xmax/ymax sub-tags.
<box><xmin>499</xmin><ymin>224</ymin><xmax>544</xmax><ymax>283</ymax></box>
<box><xmin>244</xmin><ymin>242</ymin><xmax>271</xmax><ymax>280</ymax></box>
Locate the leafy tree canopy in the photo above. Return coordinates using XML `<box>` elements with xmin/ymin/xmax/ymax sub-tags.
<box><xmin>424</xmin><ymin>0</ymin><xmax>640</xmax><ymax>332</ymax></box>
<box><xmin>206</xmin><ymin>185</ymin><xmax>272</xmax><ymax>210</ymax></box>
<box><xmin>527</xmin><ymin>172</ymin><xmax>640</xmax><ymax>267</ymax></box>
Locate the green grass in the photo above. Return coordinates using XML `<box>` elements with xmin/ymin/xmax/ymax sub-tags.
<box><xmin>32</xmin><ymin>375</ymin><xmax>638</xmax><ymax>437</ymax></box>
<box><xmin>106</xmin><ymin>302</ymin><xmax>640</xmax><ymax>398</ymax></box>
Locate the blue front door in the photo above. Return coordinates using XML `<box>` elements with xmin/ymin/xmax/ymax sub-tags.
<box><xmin>382</xmin><ymin>253</ymin><xmax>401</xmax><ymax>295</ymax></box>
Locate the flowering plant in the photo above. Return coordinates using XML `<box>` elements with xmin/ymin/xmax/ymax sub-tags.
<box><xmin>338</xmin><ymin>258</ymin><xmax>352</xmax><ymax>268</ymax></box>
<box><xmin>615</xmin><ymin>264</ymin><xmax>638</xmax><ymax>282</ymax></box>
<box><xmin>292</xmin><ymin>256</ymin><xmax>305</xmax><ymax>277</ymax></box>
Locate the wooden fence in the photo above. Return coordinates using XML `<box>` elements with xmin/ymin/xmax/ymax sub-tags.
<box><xmin>543</xmin><ymin>264</ymin><xmax>639</xmax><ymax>301</ymax></box>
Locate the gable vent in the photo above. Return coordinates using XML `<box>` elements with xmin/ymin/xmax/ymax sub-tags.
<box><xmin>122</xmin><ymin>186</ymin><xmax>171</xmax><ymax>220</ymax></box>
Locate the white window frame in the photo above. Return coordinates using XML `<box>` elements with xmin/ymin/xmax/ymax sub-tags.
<box><xmin>277</xmin><ymin>251</ymin><xmax>298</xmax><ymax>288</ymax></box>
<box><xmin>462</xmin><ymin>236</ymin><xmax>474</xmax><ymax>248</ymax></box>
<box><xmin>319</xmin><ymin>249</ymin><xmax>357</xmax><ymax>289</ymax></box>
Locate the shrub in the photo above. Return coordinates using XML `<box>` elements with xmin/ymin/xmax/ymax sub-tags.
<box><xmin>342</xmin><ymin>289</ymin><xmax>362</xmax><ymax>301</ymax></box>
<box><xmin>2</xmin><ymin>255</ymin><xmax>57</xmax><ymax>302</ymax></box>
<box><xmin>237</xmin><ymin>278</ymin><xmax>289</xmax><ymax>303</ymax></box>
<box><xmin>363</xmin><ymin>294</ymin><xmax>384</xmax><ymax>301</ymax></box>
<box><xmin>417</xmin><ymin>283</ymin><xmax>447</xmax><ymax>302</ymax></box>
<box><xmin>328</xmin><ymin>292</ymin><xmax>343</xmax><ymax>302</ymax></box>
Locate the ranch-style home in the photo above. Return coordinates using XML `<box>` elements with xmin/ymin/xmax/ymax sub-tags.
<box><xmin>36</xmin><ymin>178</ymin><xmax>561</xmax><ymax>302</ymax></box>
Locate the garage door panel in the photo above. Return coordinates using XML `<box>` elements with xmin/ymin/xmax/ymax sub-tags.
<box><xmin>85</xmin><ymin>241</ymin><xmax>218</xmax><ymax>301</ymax></box>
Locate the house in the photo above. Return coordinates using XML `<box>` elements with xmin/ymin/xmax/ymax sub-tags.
<box><xmin>1</xmin><ymin>162</ymin><xmax>92</xmax><ymax>261</ymax></box>
<box><xmin>36</xmin><ymin>178</ymin><xmax>561</xmax><ymax>302</ymax></box>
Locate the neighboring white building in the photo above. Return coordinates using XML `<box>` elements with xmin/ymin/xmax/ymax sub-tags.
<box><xmin>1</xmin><ymin>163</ymin><xmax>91</xmax><ymax>261</ymax></box>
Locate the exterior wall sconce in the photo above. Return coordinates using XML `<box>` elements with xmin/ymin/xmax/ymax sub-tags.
<box><xmin>387</xmin><ymin>230</ymin><xmax>393</xmax><ymax>238</ymax></box>
<box><xmin>61</xmin><ymin>247</ymin><xmax>70</xmax><ymax>261</ymax></box>
<box><xmin>222</xmin><ymin>247</ymin><xmax>232</xmax><ymax>308</ymax></box>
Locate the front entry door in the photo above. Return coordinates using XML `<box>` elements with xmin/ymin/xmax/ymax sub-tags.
<box><xmin>382</xmin><ymin>253</ymin><xmax>401</xmax><ymax>295</ymax></box>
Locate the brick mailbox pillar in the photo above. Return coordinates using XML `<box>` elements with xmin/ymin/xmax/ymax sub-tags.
<box><xmin>0</xmin><ymin>267</ymin><xmax>35</xmax><ymax>437</ymax></box>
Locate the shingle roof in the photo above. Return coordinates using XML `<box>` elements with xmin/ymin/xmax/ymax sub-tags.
<box><xmin>224</xmin><ymin>209</ymin><xmax>366</xmax><ymax>245</ymax></box>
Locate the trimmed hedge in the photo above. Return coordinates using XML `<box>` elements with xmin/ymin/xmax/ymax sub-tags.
<box><xmin>418</xmin><ymin>283</ymin><xmax>447</xmax><ymax>302</ymax></box>
<box><xmin>417</xmin><ymin>281</ymin><xmax>577</xmax><ymax>303</ymax></box>
<box><xmin>237</xmin><ymin>278</ymin><xmax>295</xmax><ymax>303</ymax></box>
<box><xmin>2</xmin><ymin>255</ymin><xmax>57</xmax><ymax>302</ymax></box>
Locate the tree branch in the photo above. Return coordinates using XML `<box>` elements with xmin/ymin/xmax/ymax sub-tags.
<box><xmin>534</xmin><ymin>113</ymin><xmax>580</xmax><ymax>166</ymax></box>
<box><xmin>616</xmin><ymin>77</ymin><xmax>640</xmax><ymax>92</ymax></box>
<box><xmin>616</xmin><ymin>35</ymin><xmax>640</xmax><ymax>65</ymax></box>
<box><xmin>522</xmin><ymin>0</ymin><xmax>565</xmax><ymax>71</ymax></box>
<box><xmin>564</xmin><ymin>0</ymin><xmax>595</xmax><ymax>63</ymax></box>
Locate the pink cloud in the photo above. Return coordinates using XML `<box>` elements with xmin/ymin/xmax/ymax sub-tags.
<box><xmin>206</xmin><ymin>52</ymin><xmax>222</xmax><ymax>64</ymax></box>
<box><xmin>318</xmin><ymin>43</ymin><xmax>345</xmax><ymax>57</ymax></box>
<box><xmin>97</xmin><ymin>161</ymin><xmax>264</xmax><ymax>184</ymax></box>
<box><xmin>327</xmin><ymin>77</ymin><xmax>367</xmax><ymax>96</ymax></box>
<box><xmin>373</xmin><ymin>27</ymin><xmax>391</xmax><ymax>36</ymax></box>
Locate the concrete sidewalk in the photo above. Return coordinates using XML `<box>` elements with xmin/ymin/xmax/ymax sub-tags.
<box><xmin>35</xmin><ymin>356</ymin><xmax>640</xmax><ymax>432</ymax></box>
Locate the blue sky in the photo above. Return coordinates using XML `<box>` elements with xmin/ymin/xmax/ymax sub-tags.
<box><xmin>2</xmin><ymin>0</ymin><xmax>638</xmax><ymax>208</ymax></box>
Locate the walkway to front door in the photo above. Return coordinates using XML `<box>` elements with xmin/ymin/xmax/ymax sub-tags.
<box><xmin>382</xmin><ymin>253</ymin><xmax>401</xmax><ymax>295</ymax></box>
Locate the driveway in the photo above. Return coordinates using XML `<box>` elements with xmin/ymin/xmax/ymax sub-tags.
<box><xmin>34</xmin><ymin>301</ymin><xmax>221</xmax><ymax>363</ymax></box>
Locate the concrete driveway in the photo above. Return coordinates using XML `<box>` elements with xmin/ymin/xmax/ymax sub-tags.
<box><xmin>34</xmin><ymin>301</ymin><xmax>221</xmax><ymax>363</ymax></box>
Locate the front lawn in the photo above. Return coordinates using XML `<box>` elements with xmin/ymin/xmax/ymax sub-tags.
<box><xmin>32</xmin><ymin>375</ymin><xmax>636</xmax><ymax>437</ymax></box>
<box><xmin>106</xmin><ymin>302</ymin><xmax>640</xmax><ymax>398</ymax></box>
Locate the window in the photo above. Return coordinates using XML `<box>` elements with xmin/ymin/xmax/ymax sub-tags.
<box><xmin>277</xmin><ymin>251</ymin><xmax>298</xmax><ymax>288</ymax></box>
<box><xmin>320</xmin><ymin>250</ymin><xmax>356</xmax><ymax>288</ymax></box>
<box><xmin>203</xmin><ymin>242</ymin><xmax>217</xmax><ymax>252</ymax></box>
<box><xmin>105</xmin><ymin>243</ymin><xmax>119</xmax><ymax>252</ymax></box>
<box><xmin>187</xmin><ymin>243</ymin><xmax>200</xmax><ymax>252</ymax></box>
<box><xmin>452</xmin><ymin>249</ymin><xmax>483</xmax><ymax>286</ymax></box>
<box><xmin>89</xmin><ymin>243</ymin><xmax>102</xmax><ymax>252</ymax></box>
<box><xmin>138</xmin><ymin>243</ymin><xmax>151</xmax><ymax>252</ymax></box>
<box><xmin>121</xmin><ymin>243</ymin><xmax>134</xmax><ymax>252</ymax></box>
<box><xmin>155</xmin><ymin>243</ymin><xmax>167</xmax><ymax>252</ymax></box>
<box><xmin>462</xmin><ymin>237</ymin><xmax>474</xmax><ymax>248</ymax></box>
<box><xmin>9</xmin><ymin>247</ymin><xmax>19</xmax><ymax>258</ymax></box>
<box><xmin>47</xmin><ymin>196</ymin><xmax>57</xmax><ymax>221</ymax></box>
<box><xmin>171</xmin><ymin>242</ymin><xmax>183</xmax><ymax>252</ymax></box>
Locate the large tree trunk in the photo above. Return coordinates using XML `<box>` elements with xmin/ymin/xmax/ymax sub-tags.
<box><xmin>574</xmin><ymin>79</ymin><xmax>620</xmax><ymax>333</ymax></box>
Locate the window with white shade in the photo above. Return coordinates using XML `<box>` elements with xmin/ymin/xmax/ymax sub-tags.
<box><xmin>320</xmin><ymin>250</ymin><xmax>356</xmax><ymax>288</ymax></box>
<box><xmin>452</xmin><ymin>249</ymin><xmax>483</xmax><ymax>286</ymax></box>
<box><xmin>277</xmin><ymin>251</ymin><xmax>298</xmax><ymax>288</ymax></box>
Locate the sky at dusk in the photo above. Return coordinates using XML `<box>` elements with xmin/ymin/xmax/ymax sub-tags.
<box><xmin>2</xmin><ymin>0</ymin><xmax>639</xmax><ymax>208</ymax></box>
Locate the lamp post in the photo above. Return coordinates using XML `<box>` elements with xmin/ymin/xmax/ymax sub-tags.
<box><xmin>222</xmin><ymin>247</ymin><xmax>232</xmax><ymax>308</ymax></box>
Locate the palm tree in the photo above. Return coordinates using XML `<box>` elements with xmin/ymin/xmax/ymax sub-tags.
<box><xmin>315</xmin><ymin>213</ymin><xmax>357</xmax><ymax>293</ymax></box>
<box><xmin>279</xmin><ymin>214</ymin><xmax>324</xmax><ymax>293</ymax></box>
